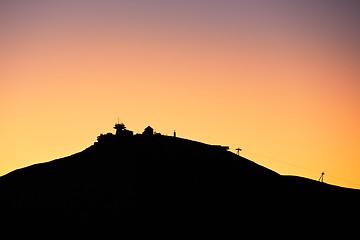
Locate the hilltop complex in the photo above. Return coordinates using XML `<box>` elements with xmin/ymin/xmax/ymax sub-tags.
<box><xmin>96</xmin><ymin>122</ymin><xmax>158</xmax><ymax>143</ymax></box>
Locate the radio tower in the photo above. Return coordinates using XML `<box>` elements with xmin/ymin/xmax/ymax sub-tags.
<box><xmin>114</xmin><ymin>118</ymin><xmax>126</xmax><ymax>135</ymax></box>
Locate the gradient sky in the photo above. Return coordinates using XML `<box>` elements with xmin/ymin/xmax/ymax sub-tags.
<box><xmin>1</xmin><ymin>0</ymin><xmax>360</xmax><ymax>189</ymax></box>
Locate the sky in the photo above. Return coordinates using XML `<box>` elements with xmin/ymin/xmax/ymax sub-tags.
<box><xmin>1</xmin><ymin>0</ymin><xmax>360</xmax><ymax>189</ymax></box>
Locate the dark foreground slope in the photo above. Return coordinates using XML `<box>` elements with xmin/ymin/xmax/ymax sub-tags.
<box><xmin>0</xmin><ymin>134</ymin><xmax>359</xmax><ymax>236</ymax></box>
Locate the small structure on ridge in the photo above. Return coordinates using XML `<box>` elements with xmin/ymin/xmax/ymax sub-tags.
<box><xmin>143</xmin><ymin>126</ymin><xmax>154</xmax><ymax>136</ymax></box>
<box><xmin>114</xmin><ymin>122</ymin><xmax>133</xmax><ymax>137</ymax></box>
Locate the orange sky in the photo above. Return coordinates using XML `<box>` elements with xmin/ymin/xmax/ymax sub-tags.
<box><xmin>1</xmin><ymin>0</ymin><xmax>360</xmax><ymax>189</ymax></box>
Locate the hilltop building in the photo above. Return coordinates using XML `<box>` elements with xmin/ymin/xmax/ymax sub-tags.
<box><xmin>114</xmin><ymin>122</ymin><xmax>133</xmax><ymax>137</ymax></box>
<box><xmin>143</xmin><ymin>126</ymin><xmax>154</xmax><ymax>136</ymax></box>
<box><xmin>114</xmin><ymin>122</ymin><xmax>126</xmax><ymax>135</ymax></box>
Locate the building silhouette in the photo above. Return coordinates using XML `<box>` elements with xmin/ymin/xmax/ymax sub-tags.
<box><xmin>143</xmin><ymin>126</ymin><xmax>154</xmax><ymax>136</ymax></box>
<box><xmin>114</xmin><ymin>122</ymin><xmax>133</xmax><ymax>137</ymax></box>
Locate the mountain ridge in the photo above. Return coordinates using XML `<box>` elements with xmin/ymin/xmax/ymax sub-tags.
<box><xmin>0</xmin><ymin>127</ymin><xmax>359</xmax><ymax>236</ymax></box>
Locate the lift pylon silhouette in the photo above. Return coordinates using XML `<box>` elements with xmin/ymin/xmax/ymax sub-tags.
<box><xmin>235</xmin><ymin>148</ymin><xmax>242</xmax><ymax>156</ymax></box>
<box><xmin>319</xmin><ymin>171</ymin><xmax>325</xmax><ymax>182</ymax></box>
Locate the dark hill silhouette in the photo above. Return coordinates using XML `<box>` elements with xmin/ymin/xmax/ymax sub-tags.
<box><xmin>0</xmin><ymin>128</ymin><xmax>359</xmax><ymax>236</ymax></box>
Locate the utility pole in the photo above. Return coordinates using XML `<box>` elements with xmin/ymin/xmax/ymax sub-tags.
<box><xmin>236</xmin><ymin>148</ymin><xmax>242</xmax><ymax>156</ymax></box>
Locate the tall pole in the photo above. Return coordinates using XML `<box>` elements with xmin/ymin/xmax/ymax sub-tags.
<box><xmin>236</xmin><ymin>148</ymin><xmax>241</xmax><ymax>156</ymax></box>
<box><xmin>319</xmin><ymin>171</ymin><xmax>324</xmax><ymax>182</ymax></box>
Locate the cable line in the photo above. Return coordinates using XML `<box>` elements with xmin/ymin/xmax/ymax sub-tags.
<box><xmin>242</xmin><ymin>149</ymin><xmax>318</xmax><ymax>174</ymax></box>
<box><xmin>237</xmin><ymin>148</ymin><xmax>360</xmax><ymax>189</ymax></box>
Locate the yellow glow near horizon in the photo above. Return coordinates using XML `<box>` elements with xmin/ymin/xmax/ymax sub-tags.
<box><xmin>1</xmin><ymin>1</ymin><xmax>360</xmax><ymax>189</ymax></box>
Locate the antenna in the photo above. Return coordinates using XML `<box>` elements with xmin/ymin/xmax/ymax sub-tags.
<box><xmin>236</xmin><ymin>148</ymin><xmax>242</xmax><ymax>156</ymax></box>
<box><xmin>319</xmin><ymin>171</ymin><xmax>325</xmax><ymax>182</ymax></box>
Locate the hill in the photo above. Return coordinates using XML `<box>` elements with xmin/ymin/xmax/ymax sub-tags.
<box><xmin>0</xmin><ymin>127</ymin><xmax>359</xmax><ymax>236</ymax></box>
